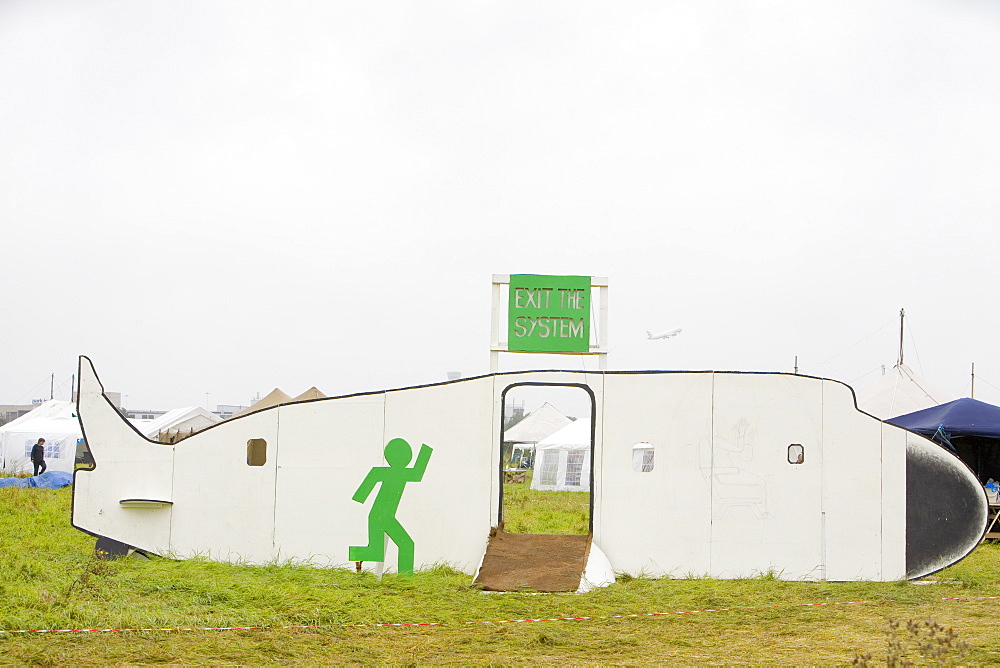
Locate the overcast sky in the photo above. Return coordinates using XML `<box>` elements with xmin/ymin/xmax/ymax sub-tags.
<box><xmin>3</xmin><ymin>1</ymin><xmax>999</xmax><ymax>411</ymax></box>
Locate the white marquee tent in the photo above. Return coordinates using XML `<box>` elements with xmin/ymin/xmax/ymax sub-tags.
<box><xmin>0</xmin><ymin>400</ymin><xmax>82</xmax><ymax>474</ymax></box>
<box><xmin>503</xmin><ymin>402</ymin><xmax>571</xmax><ymax>444</ymax></box>
<box><xmin>530</xmin><ymin>417</ymin><xmax>592</xmax><ymax>493</ymax></box>
<box><xmin>140</xmin><ymin>406</ymin><xmax>221</xmax><ymax>443</ymax></box>
<box><xmin>503</xmin><ymin>402</ymin><xmax>571</xmax><ymax>469</ymax></box>
<box><xmin>855</xmin><ymin>363</ymin><xmax>952</xmax><ymax>420</ymax></box>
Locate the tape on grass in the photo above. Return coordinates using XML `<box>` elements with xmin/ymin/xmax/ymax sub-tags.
<box><xmin>3</xmin><ymin>596</ymin><xmax>998</xmax><ymax>635</ymax></box>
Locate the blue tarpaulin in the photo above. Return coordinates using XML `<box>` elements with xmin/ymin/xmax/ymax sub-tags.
<box><xmin>0</xmin><ymin>471</ymin><xmax>73</xmax><ymax>489</ymax></box>
<box><xmin>888</xmin><ymin>398</ymin><xmax>1000</xmax><ymax>440</ymax></box>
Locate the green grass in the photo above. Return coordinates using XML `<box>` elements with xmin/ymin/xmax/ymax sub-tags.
<box><xmin>3</xmin><ymin>487</ymin><xmax>1000</xmax><ymax>664</ymax></box>
<box><xmin>502</xmin><ymin>473</ymin><xmax>590</xmax><ymax>534</ymax></box>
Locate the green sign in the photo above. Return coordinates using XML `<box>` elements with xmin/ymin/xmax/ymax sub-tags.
<box><xmin>508</xmin><ymin>274</ymin><xmax>591</xmax><ymax>353</ymax></box>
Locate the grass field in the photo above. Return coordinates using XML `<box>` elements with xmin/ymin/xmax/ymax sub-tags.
<box><xmin>3</xmin><ymin>486</ymin><xmax>1000</xmax><ymax>665</ymax></box>
<box><xmin>502</xmin><ymin>473</ymin><xmax>590</xmax><ymax>534</ymax></box>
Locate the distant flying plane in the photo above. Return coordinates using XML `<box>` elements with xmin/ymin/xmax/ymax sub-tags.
<box><xmin>647</xmin><ymin>327</ymin><xmax>682</xmax><ymax>340</ymax></box>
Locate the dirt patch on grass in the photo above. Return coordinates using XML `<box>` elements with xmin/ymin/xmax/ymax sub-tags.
<box><xmin>475</xmin><ymin>531</ymin><xmax>591</xmax><ymax>592</ymax></box>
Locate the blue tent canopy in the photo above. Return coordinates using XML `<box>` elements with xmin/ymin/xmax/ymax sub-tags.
<box><xmin>888</xmin><ymin>398</ymin><xmax>1000</xmax><ymax>440</ymax></box>
<box><xmin>888</xmin><ymin>398</ymin><xmax>1000</xmax><ymax>486</ymax></box>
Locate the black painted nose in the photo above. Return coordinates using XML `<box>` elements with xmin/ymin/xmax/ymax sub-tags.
<box><xmin>906</xmin><ymin>436</ymin><xmax>988</xmax><ymax>579</ymax></box>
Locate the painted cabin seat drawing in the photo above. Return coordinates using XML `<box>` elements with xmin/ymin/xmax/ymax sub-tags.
<box><xmin>72</xmin><ymin>356</ymin><xmax>987</xmax><ymax>584</ymax></box>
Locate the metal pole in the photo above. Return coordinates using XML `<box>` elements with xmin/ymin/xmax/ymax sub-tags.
<box><xmin>971</xmin><ymin>362</ymin><xmax>975</xmax><ymax>399</ymax></box>
<box><xmin>897</xmin><ymin>308</ymin><xmax>905</xmax><ymax>367</ymax></box>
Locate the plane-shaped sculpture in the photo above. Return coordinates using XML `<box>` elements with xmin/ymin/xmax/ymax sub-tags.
<box><xmin>72</xmin><ymin>356</ymin><xmax>986</xmax><ymax>584</ymax></box>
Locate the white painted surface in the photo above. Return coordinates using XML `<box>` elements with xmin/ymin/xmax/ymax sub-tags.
<box><xmin>822</xmin><ymin>382</ymin><xmax>888</xmax><ymax>580</ymax></box>
<box><xmin>73</xmin><ymin>361</ymin><xmax>174</xmax><ymax>554</ymax></box>
<box><xmin>598</xmin><ymin>372</ymin><xmax>714</xmax><ymax>577</ymax></box>
<box><xmin>880</xmin><ymin>425</ymin><xmax>908</xmax><ymax>580</ymax></box>
<box><xmin>382</xmin><ymin>378</ymin><xmax>497</xmax><ymax>573</ymax></box>
<box><xmin>169</xmin><ymin>408</ymin><xmax>280</xmax><ymax>563</ymax></box>
<box><xmin>577</xmin><ymin>541</ymin><xmax>615</xmax><ymax>593</ymax></box>
<box><xmin>709</xmin><ymin>374</ymin><xmax>824</xmax><ymax>579</ymax></box>
<box><xmin>273</xmin><ymin>394</ymin><xmax>385</xmax><ymax>566</ymax></box>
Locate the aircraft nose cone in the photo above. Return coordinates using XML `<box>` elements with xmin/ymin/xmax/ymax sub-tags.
<box><xmin>906</xmin><ymin>437</ymin><xmax>988</xmax><ymax>579</ymax></box>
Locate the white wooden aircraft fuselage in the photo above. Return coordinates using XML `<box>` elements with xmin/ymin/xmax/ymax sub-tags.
<box><xmin>72</xmin><ymin>356</ymin><xmax>987</xmax><ymax>581</ymax></box>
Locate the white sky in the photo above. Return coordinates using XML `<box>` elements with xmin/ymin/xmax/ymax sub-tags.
<box><xmin>3</xmin><ymin>1</ymin><xmax>1000</xmax><ymax>411</ymax></box>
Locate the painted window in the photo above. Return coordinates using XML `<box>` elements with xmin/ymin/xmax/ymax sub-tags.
<box><xmin>565</xmin><ymin>451</ymin><xmax>585</xmax><ymax>486</ymax></box>
<box><xmin>247</xmin><ymin>439</ymin><xmax>267</xmax><ymax>466</ymax></box>
<box><xmin>539</xmin><ymin>451</ymin><xmax>559</xmax><ymax>485</ymax></box>
<box><xmin>632</xmin><ymin>443</ymin><xmax>654</xmax><ymax>472</ymax></box>
<box><xmin>788</xmin><ymin>443</ymin><xmax>804</xmax><ymax>464</ymax></box>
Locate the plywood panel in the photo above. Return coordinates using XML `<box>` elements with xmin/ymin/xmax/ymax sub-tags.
<box><xmin>273</xmin><ymin>394</ymin><xmax>386</xmax><ymax>566</ymax></box>
<box><xmin>73</xmin><ymin>358</ymin><xmax>174</xmax><ymax>554</ymax></box>
<box><xmin>598</xmin><ymin>372</ymin><xmax>714</xmax><ymax>577</ymax></box>
<box><xmin>710</xmin><ymin>374</ymin><xmax>824</xmax><ymax>579</ymax></box>
<box><xmin>380</xmin><ymin>376</ymin><xmax>496</xmax><ymax>573</ymax></box>
<box><xmin>169</xmin><ymin>410</ymin><xmax>280</xmax><ymax>563</ymax></box>
<box><xmin>880</xmin><ymin>425</ymin><xmax>908</xmax><ymax>580</ymax></box>
<box><xmin>821</xmin><ymin>381</ymin><xmax>885</xmax><ymax>580</ymax></box>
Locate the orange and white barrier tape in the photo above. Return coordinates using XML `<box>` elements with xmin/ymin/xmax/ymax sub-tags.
<box><xmin>2</xmin><ymin>596</ymin><xmax>997</xmax><ymax>635</ymax></box>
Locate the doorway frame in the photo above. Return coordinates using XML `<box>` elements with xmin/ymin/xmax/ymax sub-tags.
<box><xmin>498</xmin><ymin>381</ymin><xmax>597</xmax><ymax>534</ymax></box>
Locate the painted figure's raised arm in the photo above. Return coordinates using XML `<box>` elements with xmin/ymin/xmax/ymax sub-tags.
<box><xmin>408</xmin><ymin>444</ymin><xmax>433</xmax><ymax>482</ymax></box>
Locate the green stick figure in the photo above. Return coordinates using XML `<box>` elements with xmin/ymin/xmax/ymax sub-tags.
<box><xmin>349</xmin><ymin>438</ymin><xmax>432</xmax><ymax>575</ymax></box>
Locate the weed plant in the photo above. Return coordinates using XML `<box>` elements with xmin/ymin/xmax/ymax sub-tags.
<box><xmin>3</xmin><ymin>487</ymin><xmax>1000</xmax><ymax>664</ymax></box>
<box><xmin>853</xmin><ymin>617</ymin><xmax>969</xmax><ymax>666</ymax></box>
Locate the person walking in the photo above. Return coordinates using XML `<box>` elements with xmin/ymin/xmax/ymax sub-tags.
<box><xmin>30</xmin><ymin>438</ymin><xmax>47</xmax><ymax>476</ymax></box>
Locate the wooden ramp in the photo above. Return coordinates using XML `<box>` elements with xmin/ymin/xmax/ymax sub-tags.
<box><xmin>474</xmin><ymin>531</ymin><xmax>592</xmax><ymax>592</ymax></box>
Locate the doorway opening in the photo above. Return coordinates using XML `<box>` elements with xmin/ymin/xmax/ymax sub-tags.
<box><xmin>499</xmin><ymin>383</ymin><xmax>594</xmax><ymax>535</ymax></box>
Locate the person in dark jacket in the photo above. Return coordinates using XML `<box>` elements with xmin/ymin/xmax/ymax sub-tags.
<box><xmin>30</xmin><ymin>438</ymin><xmax>46</xmax><ymax>476</ymax></box>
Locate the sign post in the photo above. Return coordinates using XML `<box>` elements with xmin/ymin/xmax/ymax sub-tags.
<box><xmin>490</xmin><ymin>274</ymin><xmax>608</xmax><ymax>371</ymax></box>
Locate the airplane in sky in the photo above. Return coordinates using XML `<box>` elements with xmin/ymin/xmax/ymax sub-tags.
<box><xmin>647</xmin><ymin>327</ymin><xmax>682</xmax><ymax>340</ymax></box>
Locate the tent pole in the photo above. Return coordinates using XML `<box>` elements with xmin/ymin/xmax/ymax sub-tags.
<box><xmin>897</xmin><ymin>308</ymin><xmax>905</xmax><ymax>367</ymax></box>
<box><xmin>971</xmin><ymin>362</ymin><xmax>975</xmax><ymax>399</ymax></box>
